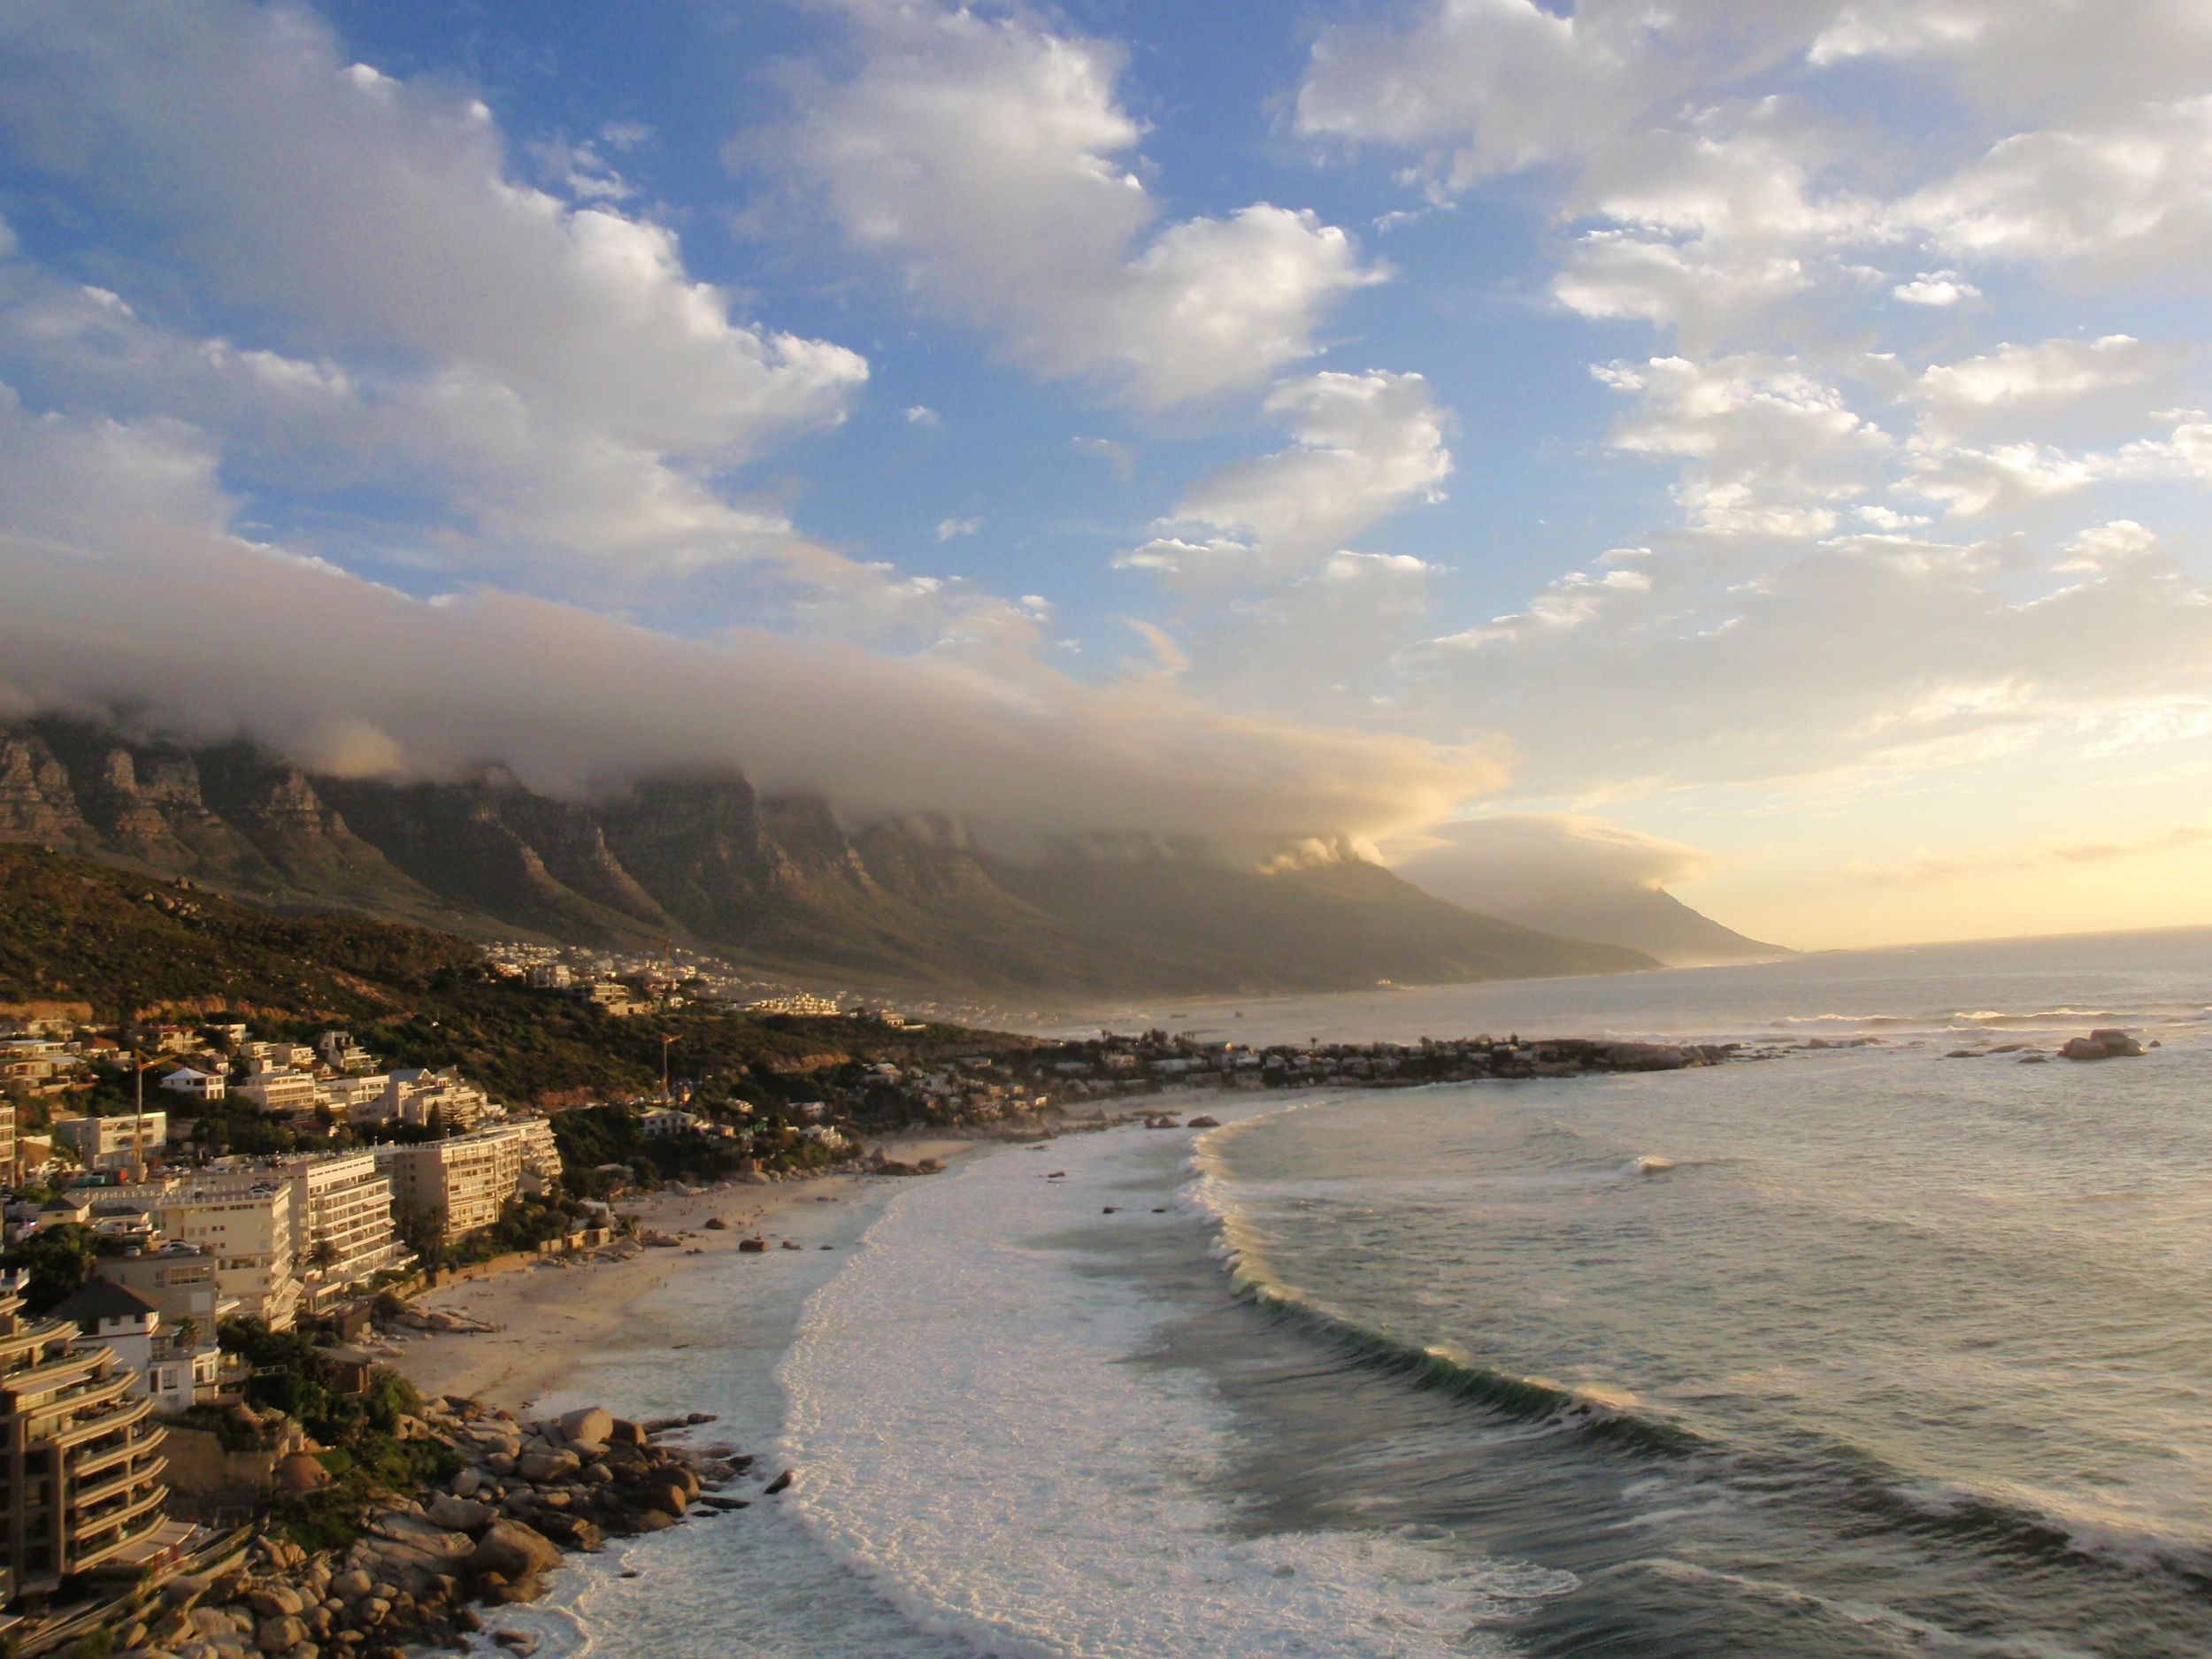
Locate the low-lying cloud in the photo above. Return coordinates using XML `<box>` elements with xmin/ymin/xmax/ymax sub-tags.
<box><xmin>0</xmin><ymin>519</ymin><xmax>1504</xmax><ymax>856</ymax></box>
<box><xmin>1382</xmin><ymin>813</ymin><xmax>1714</xmax><ymax>910</ymax></box>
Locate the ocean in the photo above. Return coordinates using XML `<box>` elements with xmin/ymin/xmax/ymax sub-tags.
<box><xmin>481</xmin><ymin>926</ymin><xmax>2212</xmax><ymax>1659</ymax></box>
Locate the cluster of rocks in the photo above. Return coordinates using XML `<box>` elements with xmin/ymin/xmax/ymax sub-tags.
<box><xmin>127</xmin><ymin>1401</ymin><xmax>753</xmax><ymax>1659</ymax></box>
<box><xmin>2061</xmin><ymin>1027</ymin><xmax>2149</xmax><ymax>1061</ymax></box>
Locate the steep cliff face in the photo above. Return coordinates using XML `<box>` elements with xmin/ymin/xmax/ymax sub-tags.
<box><xmin>0</xmin><ymin>718</ymin><xmax>1660</xmax><ymax>994</ymax></box>
<box><xmin>0</xmin><ymin>730</ymin><xmax>87</xmax><ymax>843</ymax></box>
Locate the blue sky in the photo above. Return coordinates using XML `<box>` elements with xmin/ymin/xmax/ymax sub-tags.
<box><xmin>2</xmin><ymin>0</ymin><xmax>2210</xmax><ymax>947</ymax></box>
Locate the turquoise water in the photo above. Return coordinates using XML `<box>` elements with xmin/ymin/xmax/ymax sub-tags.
<box><xmin>486</xmin><ymin>926</ymin><xmax>2212</xmax><ymax>1659</ymax></box>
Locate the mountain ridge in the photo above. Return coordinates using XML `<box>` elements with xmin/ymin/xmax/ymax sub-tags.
<box><xmin>0</xmin><ymin>717</ymin><xmax>1658</xmax><ymax>995</ymax></box>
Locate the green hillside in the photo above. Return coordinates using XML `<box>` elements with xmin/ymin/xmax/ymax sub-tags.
<box><xmin>0</xmin><ymin>845</ymin><xmax>1025</xmax><ymax>1108</ymax></box>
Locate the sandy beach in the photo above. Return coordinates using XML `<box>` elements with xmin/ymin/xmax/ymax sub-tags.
<box><xmin>388</xmin><ymin>1137</ymin><xmax>976</xmax><ymax>1416</ymax></box>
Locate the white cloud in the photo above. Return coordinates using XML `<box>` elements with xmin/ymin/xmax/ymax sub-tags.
<box><xmin>0</xmin><ymin>394</ymin><xmax>1504</xmax><ymax>848</ymax></box>
<box><xmin>0</xmin><ymin>0</ymin><xmax>868</xmax><ymax>589</ymax></box>
<box><xmin>1408</xmin><ymin>522</ymin><xmax>2212</xmax><ymax>801</ymax></box>
<box><xmin>1892</xmin><ymin>271</ymin><xmax>1979</xmax><ymax>306</ymax></box>
<box><xmin>1910</xmin><ymin>96</ymin><xmax>2212</xmax><ymax>276</ymax></box>
<box><xmin>935</xmin><ymin>516</ymin><xmax>981</xmax><ymax>541</ymax></box>
<box><xmin>904</xmin><ymin>404</ymin><xmax>941</xmax><ymax>426</ymax></box>
<box><xmin>1294</xmin><ymin>0</ymin><xmax>1838</xmax><ymax>189</ymax></box>
<box><xmin>1809</xmin><ymin>3</ymin><xmax>2212</xmax><ymax>119</ymax></box>
<box><xmin>1385</xmin><ymin>813</ymin><xmax>1714</xmax><ymax>904</ymax></box>
<box><xmin>758</xmin><ymin>0</ymin><xmax>1378</xmax><ymax>406</ymax></box>
<box><xmin>1597</xmin><ymin>355</ymin><xmax>1890</xmax><ymax>537</ymax></box>
<box><xmin>1906</xmin><ymin>334</ymin><xmax>2181</xmax><ymax>446</ymax></box>
<box><xmin>1120</xmin><ymin>370</ymin><xmax>1451</xmax><ymax>588</ymax></box>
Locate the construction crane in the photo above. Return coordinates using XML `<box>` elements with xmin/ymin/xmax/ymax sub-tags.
<box><xmin>130</xmin><ymin>1051</ymin><xmax>165</xmax><ymax>1183</ymax></box>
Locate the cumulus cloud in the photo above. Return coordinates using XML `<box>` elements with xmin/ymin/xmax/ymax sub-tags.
<box><xmin>1595</xmin><ymin>355</ymin><xmax>1890</xmax><ymax>537</ymax></box>
<box><xmin>1892</xmin><ymin>271</ymin><xmax>1979</xmax><ymax>306</ymax></box>
<box><xmin>756</xmin><ymin>0</ymin><xmax>1378</xmax><ymax>406</ymax></box>
<box><xmin>1295</xmin><ymin>0</ymin><xmax>1840</xmax><ymax>189</ymax></box>
<box><xmin>0</xmin><ymin>0</ymin><xmax>867</xmax><ymax>590</ymax></box>
<box><xmin>1910</xmin><ymin>96</ymin><xmax>2212</xmax><ymax>276</ymax></box>
<box><xmin>1908</xmin><ymin>335</ymin><xmax>2180</xmax><ymax>445</ymax></box>
<box><xmin>1119</xmin><ymin>370</ymin><xmax>1451</xmax><ymax>588</ymax></box>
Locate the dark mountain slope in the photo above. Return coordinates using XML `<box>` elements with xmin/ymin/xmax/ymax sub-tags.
<box><xmin>0</xmin><ymin>718</ymin><xmax>1659</xmax><ymax>995</ymax></box>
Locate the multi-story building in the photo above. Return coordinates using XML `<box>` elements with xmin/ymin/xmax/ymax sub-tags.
<box><xmin>354</xmin><ymin>1068</ymin><xmax>488</xmax><ymax>1132</ymax></box>
<box><xmin>233</xmin><ymin>1064</ymin><xmax>319</xmax><ymax>1114</ymax></box>
<box><xmin>318</xmin><ymin>1074</ymin><xmax>389</xmax><ymax>1114</ymax></box>
<box><xmin>157</xmin><ymin>1175</ymin><xmax>300</xmax><ymax>1330</ymax></box>
<box><xmin>0</xmin><ymin>1102</ymin><xmax>14</xmax><ymax>1187</ymax></box>
<box><xmin>48</xmin><ymin>1281</ymin><xmax>220</xmax><ymax>1417</ymax></box>
<box><xmin>157</xmin><ymin>1067</ymin><xmax>226</xmax><ymax>1102</ymax></box>
<box><xmin>0</xmin><ymin>1291</ymin><xmax>172</xmax><ymax>1597</ymax></box>
<box><xmin>96</xmin><ymin>1247</ymin><xmax>235</xmax><ymax>1337</ymax></box>
<box><xmin>509</xmin><ymin>1115</ymin><xmax>564</xmax><ymax>1194</ymax></box>
<box><xmin>317</xmin><ymin>1031</ymin><xmax>375</xmax><ymax>1072</ymax></box>
<box><xmin>375</xmin><ymin>1121</ymin><xmax>555</xmax><ymax>1245</ymax></box>
<box><xmin>50</xmin><ymin>1112</ymin><xmax>166</xmax><ymax>1175</ymax></box>
<box><xmin>283</xmin><ymin>1152</ymin><xmax>410</xmax><ymax>1313</ymax></box>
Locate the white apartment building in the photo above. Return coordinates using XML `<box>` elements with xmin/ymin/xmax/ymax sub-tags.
<box><xmin>375</xmin><ymin>1120</ymin><xmax>559</xmax><ymax>1245</ymax></box>
<box><xmin>234</xmin><ymin>1063</ymin><xmax>319</xmax><ymax>1114</ymax></box>
<box><xmin>157</xmin><ymin>1175</ymin><xmax>300</xmax><ymax>1330</ymax></box>
<box><xmin>283</xmin><ymin>1151</ymin><xmax>409</xmax><ymax>1312</ymax></box>
<box><xmin>158</xmin><ymin>1067</ymin><xmax>226</xmax><ymax>1102</ymax></box>
<box><xmin>52</xmin><ymin>1111</ymin><xmax>167</xmax><ymax>1174</ymax></box>
<box><xmin>510</xmin><ymin>1115</ymin><xmax>563</xmax><ymax>1194</ymax></box>
<box><xmin>319</xmin><ymin>1074</ymin><xmax>389</xmax><ymax>1114</ymax></box>
<box><xmin>0</xmin><ymin>1102</ymin><xmax>14</xmax><ymax>1186</ymax></box>
<box><xmin>49</xmin><ymin>1279</ymin><xmax>220</xmax><ymax>1417</ymax></box>
<box><xmin>318</xmin><ymin>1031</ymin><xmax>375</xmax><ymax>1072</ymax></box>
<box><xmin>353</xmin><ymin>1068</ymin><xmax>488</xmax><ymax>1132</ymax></box>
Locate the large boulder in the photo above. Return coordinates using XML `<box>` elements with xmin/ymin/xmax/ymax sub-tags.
<box><xmin>469</xmin><ymin>1519</ymin><xmax>562</xmax><ymax>1586</ymax></box>
<box><xmin>516</xmin><ymin>1449</ymin><xmax>580</xmax><ymax>1484</ymax></box>
<box><xmin>424</xmin><ymin>1494</ymin><xmax>495</xmax><ymax>1532</ymax></box>
<box><xmin>557</xmin><ymin>1407</ymin><xmax>613</xmax><ymax>1446</ymax></box>
<box><xmin>248</xmin><ymin>1586</ymin><xmax>305</xmax><ymax>1619</ymax></box>
<box><xmin>255</xmin><ymin>1615</ymin><xmax>306</xmax><ymax>1654</ymax></box>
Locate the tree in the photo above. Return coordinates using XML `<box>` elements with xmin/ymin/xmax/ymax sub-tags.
<box><xmin>0</xmin><ymin>1223</ymin><xmax>103</xmax><ymax>1314</ymax></box>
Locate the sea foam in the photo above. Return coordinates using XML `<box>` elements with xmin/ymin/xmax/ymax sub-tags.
<box><xmin>777</xmin><ymin>1116</ymin><xmax>1555</xmax><ymax>1658</ymax></box>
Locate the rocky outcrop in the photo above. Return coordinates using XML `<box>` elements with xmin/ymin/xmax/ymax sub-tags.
<box><xmin>2060</xmin><ymin>1027</ymin><xmax>2146</xmax><ymax>1061</ymax></box>
<box><xmin>121</xmin><ymin>1397</ymin><xmax>749</xmax><ymax>1659</ymax></box>
<box><xmin>0</xmin><ymin>728</ymin><xmax>86</xmax><ymax>842</ymax></box>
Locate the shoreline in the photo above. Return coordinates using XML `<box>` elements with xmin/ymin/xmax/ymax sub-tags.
<box><xmin>391</xmin><ymin>1135</ymin><xmax>979</xmax><ymax>1416</ymax></box>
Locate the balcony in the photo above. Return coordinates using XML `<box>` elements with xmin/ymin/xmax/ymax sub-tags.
<box><xmin>72</xmin><ymin>1454</ymin><xmax>167</xmax><ymax>1515</ymax></box>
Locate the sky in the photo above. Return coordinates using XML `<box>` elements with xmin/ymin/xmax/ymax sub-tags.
<box><xmin>0</xmin><ymin>0</ymin><xmax>2208</xmax><ymax>950</ymax></box>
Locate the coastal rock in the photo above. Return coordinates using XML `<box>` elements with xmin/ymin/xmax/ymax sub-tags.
<box><xmin>517</xmin><ymin>1449</ymin><xmax>580</xmax><ymax>1483</ymax></box>
<box><xmin>255</xmin><ymin>1616</ymin><xmax>306</xmax><ymax>1654</ymax></box>
<box><xmin>1186</xmin><ymin>1115</ymin><xmax>1220</xmax><ymax>1127</ymax></box>
<box><xmin>2061</xmin><ymin>1028</ymin><xmax>2145</xmax><ymax>1061</ymax></box>
<box><xmin>469</xmin><ymin>1519</ymin><xmax>563</xmax><ymax>1586</ymax></box>
<box><xmin>425</xmin><ymin>1494</ymin><xmax>495</xmax><ymax>1532</ymax></box>
<box><xmin>557</xmin><ymin>1407</ymin><xmax>613</xmax><ymax>1445</ymax></box>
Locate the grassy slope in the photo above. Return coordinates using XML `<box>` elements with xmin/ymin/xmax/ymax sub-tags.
<box><xmin>0</xmin><ymin>846</ymin><xmax>1029</xmax><ymax>1107</ymax></box>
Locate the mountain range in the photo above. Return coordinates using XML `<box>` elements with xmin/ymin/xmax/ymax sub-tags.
<box><xmin>0</xmin><ymin>717</ymin><xmax>1658</xmax><ymax>996</ymax></box>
